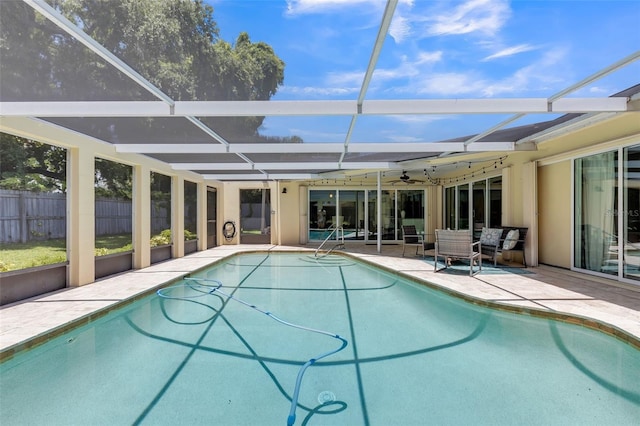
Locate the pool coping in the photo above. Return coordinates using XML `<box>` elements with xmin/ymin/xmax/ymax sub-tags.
<box><xmin>1</xmin><ymin>245</ymin><xmax>639</xmax><ymax>363</ymax></box>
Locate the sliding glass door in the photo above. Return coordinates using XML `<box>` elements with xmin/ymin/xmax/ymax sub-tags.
<box><xmin>574</xmin><ymin>144</ymin><xmax>640</xmax><ymax>283</ymax></box>
<box><xmin>472</xmin><ymin>180</ymin><xmax>486</xmax><ymax>239</ymax></box>
<box><xmin>445</xmin><ymin>177</ymin><xmax>502</xmax><ymax>231</ymax></box>
<box><xmin>240</xmin><ymin>189</ymin><xmax>271</xmax><ymax>244</ymax></box>
<box><xmin>339</xmin><ymin>190</ymin><xmax>365</xmax><ymax>240</ymax></box>
<box><xmin>366</xmin><ymin>189</ymin><xmax>395</xmax><ymax>240</ymax></box>
<box><xmin>308</xmin><ymin>188</ymin><xmax>424</xmax><ymax>242</ymax></box>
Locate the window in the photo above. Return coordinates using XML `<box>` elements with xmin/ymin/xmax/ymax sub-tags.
<box><xmin>445</xmin><ymin>176</ymin><xmax>501</xmax><ymax>231</ymax></box>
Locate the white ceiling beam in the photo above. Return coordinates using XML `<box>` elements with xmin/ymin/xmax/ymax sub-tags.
<box><xmin>342</xmin><ymin>0</ymin><xmax>399</xmax><ymax>164</ymax></box>
<box><xmin>116</xmin><ymin>144</ymin><xmax>227</xmax><ymax>153</ymax></box>
<box><xmin>358</xmin><ymin>0</ymin><xmax>398</xmax><ymax>105</ymax></box>
<box><xmin>175</xmin><ymin>100</ymin><xmax>356</xmax><ymax>116</ymax></box>
<box><xmin>230</xmin><ymin>143</ymin><xmax>344</xmax><ymax>153</ymax></box>
<box><xmin>202</xmin><ymin>173</ymin><xmax>318</xmax><ymax>181</ymax></box>
<box><xmin>1</xmin><ymin>97</ymin><xmax>630</xmax><ymax>117</ymax></box>
<box><xmin>551</xmin><ymin>97</ymin><xmax>628</xmax><ymax>112</ymax></box>
<box><xmin>184</xmin><ymin>116</ymin><xmax>230</xmax><ymax>147</ymax></box>
<box><xmin>172</xmin><ymin>163</ymin><xmax>253</xmax><ymax>170</ymax></box>
<box><xmin>172</xmin><ymin>162</ymin><xmax>399</xmax><ymax>171</ymax></box>
<box><xmin>115</xmin><ymin>142</ymin><xmax>522</xmax><ymax>154</ymax></box>
<box><xmin>348</xmin><ymin>143</ymin><xmax>465</xmax><ymax>152</ymax></box>
<box><xmin>0</xmin><ymin>101</ymin><xmax>171</xmax><ymax>117</ymax></box>
<box><xmin>465</xmin><ymin>142</ymin><xmax>517</xmax><ymax>151</ymax></box>
<box><xmin>364</xmin><ymin>99</ymin><xmax>547</xmax><ymax>114</ymax></box>
<box><xmin>548</xmin><ymin>50</ymin><xmax>640</xmax><ymax>102</ymax></box>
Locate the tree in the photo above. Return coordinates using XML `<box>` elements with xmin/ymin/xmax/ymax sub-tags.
<box><xmin>0</xmin><ymin>133</ymin><xmax>133</xmax><ymax>197</ymax></box>
<box><xmin>1</xmin><ymin>0</ymin><xmax>287</xmax><ymax>140</ymax></box>
<box><xmin>1</xmin><ymin>0</ymin><xmax>295</xmax><ymax>191</ymax></box>
<box><xmin>0</xmin><ymin>134</ymin><xmax>66</xmax><ymax>192</ymax></box>
<box><xmin>94</xmin><ymin>158</ymin><xmax>132</xmax><ymax>199</ymax></box>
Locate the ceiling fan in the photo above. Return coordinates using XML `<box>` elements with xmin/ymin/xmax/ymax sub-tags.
<box><xmin>389</xmin><ymin>171</ymin><xmax>425</xmax><ymax>185</ymax></box>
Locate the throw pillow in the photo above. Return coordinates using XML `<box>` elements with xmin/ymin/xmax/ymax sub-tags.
<box><xmin>503</xmin><ymin>229</ymin><xmax>519</xmax><ymax>250</ymax></box>
<box><xmin>480</xmin><ymin>227</ymin><xmax>502</xmax><ymax>247</ymax></box>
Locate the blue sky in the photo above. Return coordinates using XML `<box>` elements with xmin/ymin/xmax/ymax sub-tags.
<box><xmin>209</xmin><ymin>0</ymin><xmax>640</xmax><ymax>143</ymax></box>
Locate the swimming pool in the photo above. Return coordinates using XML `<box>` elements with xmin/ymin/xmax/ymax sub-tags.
<box><xmin>1</xmin><ymin>252</ymin><xmax>639</xmax><ymax>425</ymax></box>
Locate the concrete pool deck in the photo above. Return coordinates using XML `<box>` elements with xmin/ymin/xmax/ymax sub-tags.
<box><xmin>2</xmin><ymin>243</ymin><xmax>640</xmax><ymax>360</ymax></box>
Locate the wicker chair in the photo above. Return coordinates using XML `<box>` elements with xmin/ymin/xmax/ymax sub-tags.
<box><xmin>434</xmin><ymin>229</ymin><xmax>482</xmax><ymax>276</ymax></box>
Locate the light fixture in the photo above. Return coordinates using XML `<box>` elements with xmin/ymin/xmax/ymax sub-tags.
<box><xmin>282</xmin><ymin>187</ymin><xmax>287</xmax><ymax>194</ymax></box>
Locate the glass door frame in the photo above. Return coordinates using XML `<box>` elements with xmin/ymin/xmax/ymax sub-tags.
<box><xmin>308</xmin><ymin>188</ymin><xmax>425</xmax><ymax>243</ymax></box>
<box><xmin>573</xmin><ymin>143</ymin><xmax>640</xmax><ymax>285</ymax></box>
<box><xmin>445</xmin><ymin>176</ymin><xmax>502</xmax><ymax>232</ymax></box>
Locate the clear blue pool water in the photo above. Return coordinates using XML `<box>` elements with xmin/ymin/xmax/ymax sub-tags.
<box><xmin>1</xmin><ymin>253</ymin><xmax>639</xmax><ymax>425</ymax></box>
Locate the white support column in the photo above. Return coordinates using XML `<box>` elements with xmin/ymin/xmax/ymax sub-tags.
<box><xmin>172</xmin><ymin>176</ymin><xmax>185</xmax><ymax>258</ymax></box>
<box><xmin>67</xmin><ymin>147</ymin><xmax>95</xmax><ymax>286</ymax></box>
<box><xmin>377</xmin><ymin>171</ymin><xmax>382</xmax><ymax>253</ymax></box>
<box><xmin>133</xmin><ymin>165</ymin><xmax>151</xmax><ymax>269</ymax></box>
<box><xmin>502</xmin><ymin>166</ymin><xmax>512</xmax><ymax>226</ymax></box>
<box><xmin>522</xmin><ymin>161</ymin><xmax>538</xmax><ymax>266</ymax></box>
<box><xmin>425</xmin><ymin>185</ymin><xmax>440</xmax><ymax>243</ymax></box>
<box><xmin>197</xmin><ymin>181</ymin><xmax>207</xmax><ymax>251</ymax></box>
<box><xmin>299</xmin><ymin>186</ymin><xmax>308</xmax><ymax>245</ymax></box>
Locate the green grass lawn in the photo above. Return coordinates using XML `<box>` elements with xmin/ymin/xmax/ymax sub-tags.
<box><xmin>94</xmin><ymin>234</ymin><xmax>133</xmax><ymax>256</ymax></box>
<box><xmin>0</xmin><ymin>234</ymin><xmax>133</xmax><ymax>272</ymax></box>
<box><xmin>0</xmin><ymin>239</ymin><xmax>67</xmax><ymax>272</ymax></box>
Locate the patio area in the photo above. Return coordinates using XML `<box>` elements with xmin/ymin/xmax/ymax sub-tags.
<box><xmin>1</xmin><ymin>243</ymin><xmax>639</xmax><ymax>362</ymax></box>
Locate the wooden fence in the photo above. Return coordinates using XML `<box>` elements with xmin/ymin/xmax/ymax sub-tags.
<box><xmin>0</xmin><ymin>190</ymin><xmax>170</xmax><ymax>243</ymax></box>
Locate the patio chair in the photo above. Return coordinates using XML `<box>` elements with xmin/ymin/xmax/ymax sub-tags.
<box><xmin>434</xmin><ymin>229</ymin><xmax>482</xmax><ymax>276</ymax></box>
<box><xmin>499</xmin><ymin>226</ymin><xmax>529</xmax><ymax>267</ymax></box>
<box><xmin>479</xmin><ymin>227</ymin><xmax>503</xmax><ymax>266</ymax></box>
<box><xmin>402</xmin><ymin>225</ymin><xmax>426</xmax><ymax>257</ymax></box>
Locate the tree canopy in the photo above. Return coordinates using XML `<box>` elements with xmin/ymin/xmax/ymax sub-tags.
<box><xmin>1</xmin><ymin>0</ymin><xmax>287</xmax><ymax>138</ymax></box>
<box><xmin>0</xmin><ymin>135</ymin><xmax>67</xmax><ymax>192</ymax></box>
<box><xmin>1</xmin><ymin>0</ymin><xmax>292</xmax><ymax>192</ymax></box>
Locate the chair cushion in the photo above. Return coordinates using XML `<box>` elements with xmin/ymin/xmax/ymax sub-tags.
<box><xmin>479</xmin><ymin>227</ymin><xmax>502</xmax><ymax>247</ymax></box>
<box><xmin>503</xmin><ymin>229</ymin><xmax>519</xmax><ymax>250</ymax></box>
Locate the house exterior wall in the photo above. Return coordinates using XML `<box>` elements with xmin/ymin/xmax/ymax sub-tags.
<box><xmin>537</xmin><ymin>161</ymin><xmax>572</xmax><ymax>268</ymax></box>
<box><xmin>278</xmin><ymin>182</ymin><xmax>302</xmax><ymax>245</ymax></box>
<box><xmin>502</xmin><ymin>112</ymin><xmax>640</xmax><ymax>271</ymax></box>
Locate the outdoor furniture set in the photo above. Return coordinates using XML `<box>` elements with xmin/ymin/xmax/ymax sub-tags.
<box><xmin>401</xmin><ymin>225</ymin><xmax>528</xmax><ymax>276</ymax></box>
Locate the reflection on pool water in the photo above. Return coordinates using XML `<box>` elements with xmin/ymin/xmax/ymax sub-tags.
<box><xmin>308</xmin><ymin>229</ymin><xmax>333</xmax><ymax>240</ymax></box>
<box><xmin>1</xmin><ymin>253</ymin><xmax>639</xmax><ymax>425</ymax></box>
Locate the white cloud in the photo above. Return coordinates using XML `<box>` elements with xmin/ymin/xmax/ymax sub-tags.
<box><xmin>389</xmin><ymin>115</ymin><xmax>452</xmax><ymax>125</ymax></box>
<box><xmin>279</xmin><ymin>85</ymin><xmax>359</xmax><ymax>97</ymax></box>
<box><xmin>389</xmin><ymin>14</ymin><xmax>411</xmax><ymax>43</ymax></box>
<box><xmin>416</xmin><ymin>51</ymin><xmax>443</xmax><ymax>64</ymax></box>
<box><xmin>426</xmin><ymin>0</ymin><xmax>511</xmax><ymax>37</ymax></box>
<box><xmin>588</xmin><ymin>86</ymin><xmax>610</xmax><ymax>94</ymax></box>
<box><xmin>325</xmin><ymin>70</ymin><xmax>366</xmax><ymax>86</ymax></box>
<box><xmin>480</xmin><ymin>47</ymin><xmax>569</xmax><ymax>96</ymax></box>
<box><xmin>482</xmin><ymin>44</ymin><xmax>537</xmax><ymax>61</ymax></box>
<box><xmin>364</xmin><ymin>51</ymin><xmax>442</xmax><ymax>89</ymax></box>
<box><xmin>286</xmin><ymin>127</ymin><xmax>346</xmax><ymax>140</ymax></box>
<box><xmin>285</xmin><ymin>0</ymin><xmax>383</xmax><ymax>15</ymax></box>
<box><xmin>415</xmin><ymin>72</ymin><xmax>489</xmax><ymax>95</ymax></box>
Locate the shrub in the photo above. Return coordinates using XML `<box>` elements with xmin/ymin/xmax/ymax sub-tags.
<box><xmin>150</xmin><ymin>229</ymin><xmax>196</xmax><ymax>246</ymax></box>
<box><xmin>150</xmin><ymin>229</ymin><xmax>172</xmax><ymax>247</ymax></box>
